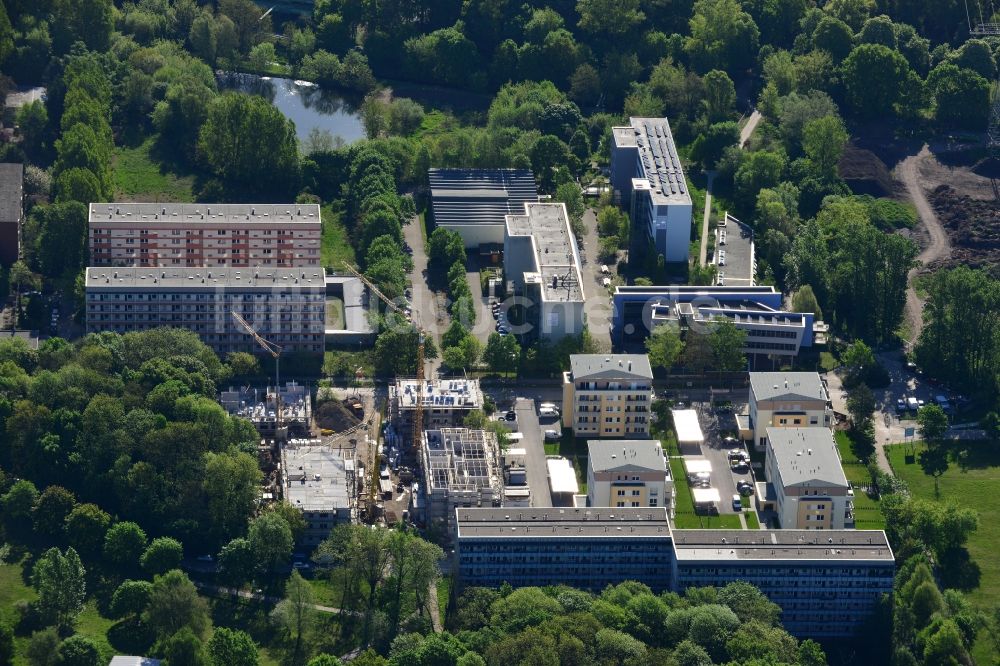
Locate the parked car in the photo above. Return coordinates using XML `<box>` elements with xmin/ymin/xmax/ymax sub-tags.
<box><xmin>737</xmin><ymin>480</ymin><xmax>753</xmax><ymax>494</ymax></box>
<box><xmin>732</xmin><ymin>494</ymin><xmax>742</xmax><ymax>510</ymax></box>
<box><xmin>504</xmin><ymin>411</ymin><xmax>517</xmax><ymax>422</ymax></box>
<box><xmin>896</xmin><ymin>398</ymin><xmax>906</xmax><ymax>413</ymax></box>
<box><xmin>544</xmin><ymin>429</ymin><xmax>561</xmax><ymax>441</ymax></box>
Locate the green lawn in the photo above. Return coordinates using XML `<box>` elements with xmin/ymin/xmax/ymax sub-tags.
<box><xmin>112</xmin><ymin>137</ymin><xmax>196</xmax><ymax>202</ymax></box>
<box><xmin>325</xmin><ymin>297</ymin><xmax>346</xmax><ymax>330</ymax></box>
<box><xmin>887</xmin><ymin>443</ymin><xmax>1000</xmax><ymax>608</ymax></box>
<box><xmin>668</xmin><ymin>457</ymin><xmax>744</xmax><ymax>530</ymax></box>
<box><xmin>436</xmin><ymin>576</ymin><xmax>452</xmax><ymax>622</ymax></box>
<box><xmin>851</xmin><ymin>490</ymin><xmax>885</xmax><ymax>530</ymax></box>
<box><xmin>321</xmin><ymin>206</ymin><xmax>356</xmax><ymax>269</ymax></box>
<box><xmin>835</xmin><ymin>430</ymin><xmax>873</xmax><ymax>486</ymax></box>
<box><xmin>744</xmin><ymin>510</ymin><xmax>760</xmax><ymax>529</ymax></box>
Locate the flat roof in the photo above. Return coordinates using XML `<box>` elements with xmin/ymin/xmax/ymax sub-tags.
<box><xmin>766</xmin><ymin>427</ymin><xmax>848</xmax><ymax>489</ymax></box>
<box><xmin>393</xmin><ymin>378</ymin><xmax>482</xmax><ymax>409</ymax></box>
<box><xmin>613</xmin><ymin>118</ymin><xmax>690</xmax><ymax>206</ymax></box>
<box><xmin>505</xmin><ymin>202</ymin><xmax>584</xmax><ymax>303</ymax></box>
<box><xmin>750</xmin><ymin>372</ymin><xmax>828</xmax><ymax>402</ymax></box>
<box><xmin>691</xmin><ymin>487</ymin><xmax>721</xmax><ymax>503</ymax></box>
<box><xmin>672</xmin><ymin>529</ymin><xmax>894</xmax><ymax>562</ymax></box>
<box><xmin>455</xmin><ymin>506</ymin><xmax>671</xmax><ymax>538</ymax></box>
<box><xmin>85</xmin><ymin>266</ymin><xmax>327</xmax><ymax>289</ymax></box>
<box><xmin>683</xmin><ymin>458</ymin><xmax>712</xmax><ymax>474</ymax></box>
<box><xmin>672</xmin><ymin>409</ymin><xmax>704</xmax><ymax>444</ymax></box>
<box><xmin>282</xmin><ymin>445</ymin><xmax>352</xmax><ymax>512</ymax></box>
<box><xmin>88</xmin><ymin>202</ymin><xmax>320</xmax><ymax>226</ymax></box>
<box><xmin>547</xmin><ymin>458</ymin><xmax>580</xmax><ymax>494</ymax></box>
<box><xmin>569</xmin><ymin>354</ymin><xmax>653</xmax><ymax>381</ymax></box>
<box><xmin>0</xmin><ymin>163</ymin><xmax>23</xmax><ymax>223</ymax></box>
<box><xmin>588</xmin><ymin>440</ymin><xmax>666</xmax><ymax>473</ymax></box>
<box><xmin>616</xmin><ymin>285</ymin><xmax>780</xmax><ymax>296</ymax></box>
<box><xmin>430</xmin><ymin>168</ymin><xmax>538</xmax><ymax>228</ymax></box>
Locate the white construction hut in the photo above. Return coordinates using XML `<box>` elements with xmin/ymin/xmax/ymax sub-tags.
<box><xmin>672</xmin><ymin>409</ymin><xmax>704</xmax><ymax>454</ymax></box>
<box><xmin>547</xmin><ymin>457</ymin><xmax>579</xmax><ymax>505</ymax></box>
<box><xmin>691</xmin><ymin>487</ymin><xmax>721</xmax><ymax>512</ymax></box>
<box><xmin>683</xmin><ymin>458</ymin><xmax>713</xmax><ymax>477</ymax></box>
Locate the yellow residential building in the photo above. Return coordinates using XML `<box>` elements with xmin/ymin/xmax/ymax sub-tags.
<box><xmin>562</xmin><ymin>354</ymin><xmax>653</xmax><ymax>438</ymax></box>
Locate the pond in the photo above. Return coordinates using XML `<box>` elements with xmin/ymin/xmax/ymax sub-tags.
<box><xmin>217</xmin><ymin>71</ymin><xmax>367</xmax><ymax>145</ymax></box>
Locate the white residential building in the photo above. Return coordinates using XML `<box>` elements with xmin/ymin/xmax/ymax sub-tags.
<box><xmin>562</xmin><ymin>354</ymin><xmax>653</xmax><ymax>437</ymax></box>
<box><xmin>747</xmin><ymin>372</ymin><xmax>833</xmax><ymax>449</ymax></box>
<box><xmin>587</xmin><ymin>440</ymin><xmax>673</xmax><ymax>514</ymax></box>
<box><xmin>762</xmin><ymin>427</ymin><xmax>852</xmax><ymax>530</ymax></box>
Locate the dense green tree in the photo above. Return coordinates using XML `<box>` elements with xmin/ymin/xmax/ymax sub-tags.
<box><xmin>51</xmin><ymin>0</ymin><xmax>113</xmax><ymax>52</ymax></box>
<box><xmin>841</xmin><ymin>44</ymin><xmax>911</xmax><ymax>118</ymax></box>
<box><xmin>271</xmin><ymin>571</ymin><xmax>316</xmax><ymax>662</ymax></box>
<box><xmin>690</xmin><ymin>122</ymin><xmax>739</xmax><ymax>169</ymax></box>
<box><xmin>791</xmin><ymin>285</ymin><xmax>822</xmax><ymax>319</ymax></box>
<box><xmin>30</xmin><ymin>202</ymin><xmax>88</xmax><ymax>279</ymax></box>
<box><xmin>248</xmin><ymin>512</ymin><xmax>294</xmax><ymax>574</ymax></box>
<box><xmin>144</xmin><ymin>570</ymin><xmax>211</xmax><ymax>641</ymax></box>
<box><xmin>198</xmin><ymin>93</ymin><xmax>300</xmax><ymax>195</ymax></box>
<box><xmin>928</xmin><ymin>63</ymin><xmax>991</xmax><ymax>130</ymax></box>
<box><xmin>163</xmin><ymin>627</ymin><xmax>209</xmax><ymax>666</ymax></box>
<box><xmin>202</xmin><ymin>451</ymin><xmax>261</xmax><ymax>547</ymax></box>
<box><xmin>25</xmin><ymin>627</ymin><xmax>61</xmax><ymax>666</ymax></box>
<box><xmin>1</xmin><ymin>479</ymin><xmax>38</xmax><ymax>543</ymax></box>
<box><xmin>104</xmin><ymin>522</ymin><xmax>148</xmax><ymax>575</ymax></box>
<box><xmin>32</xmin><ymin>485</ymin><xmax>75</xmax><ymax>545</ymax></box>
<box><xmin>846</xmin><ymin>383</ymin><xmax>876</xmax><ymax>428</ymax></box>
<box><xmin>645</xmin><ymin>324</ymin><xmax>684</xmax><ymax>370</ymax></box>
<box><xmin>483</xmin><ymin>333</ymin><xmax>520</xmax><ymax>374</ymax></box>
<box><xmin>812</xmin><ymin>16</ymin><xmax>854</xmax><ymax>62</ymax></box>
<box><xmin>702</xmin><ymin>70</ymin><xmax>736</xmax><ymax>122</ymax></box>
<box><xmin>217</xmin><ymin>537</ymin><xmax>256</xmax><ymax>587</ymax></box>
<box><xmin>717</xmin><ymin>581</ymin><xmax>781</xmax><ymax>625</ymax></box>
<box><xmin>32</xmin><ymin>547</ymin><xmax>86</xmax><ymax>631</ymax></box>
<box><xmin>55</xmin><ymin>635</ymin><xmax>101</xmax><ymax>666</ymax></box>
<box><xmin>207</xmin><ymin>627</ymin><xmax>258</xmax><ymax>666</ymax></box>
<box><xmin>110</xmin><ymin>579</ymin><xmax>153</xmax><ymax>620</ymax></box>
<box><xmin>141</xmin><ymin>537</ymin><xmax>184</xmax><ymax>577</ymax></box>
<box><xmin>802</xmin><ymin>115</ymin><xmax>848</xmax><ymax>178</ymax></box>
<box><xmin>685</xmin><ymin>0</ymin><xmax>760</xmax><ymax>74</ymax></box>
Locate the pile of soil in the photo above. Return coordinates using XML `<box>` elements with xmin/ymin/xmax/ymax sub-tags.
<box><xmin>315</xmin><ymin>399</ymin><xmax>361</xmax><ymax>432</ymax></box>
<box><xmin>839</xmin><ymin>145</ymin><xmax>897</xmax><ymax>198</ymax></box>
<box><xmin>927</xmin><ymin>184</ymin><xmax>1000</xmax><ymax>273</ymax></box>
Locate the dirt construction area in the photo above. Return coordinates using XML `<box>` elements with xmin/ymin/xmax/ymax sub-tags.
<box><xmin>922</xmin><ymin>154</ymin><xmax>1000</xmax><ymax>274</ymax></box>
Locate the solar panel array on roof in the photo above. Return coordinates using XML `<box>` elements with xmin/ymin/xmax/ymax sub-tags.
<box><xmin>429</xmin><ymin>169</ymin><xmax>538</xmax><ymax>228</ymax></box>
<box><xmin>634</xmin><ymin>119</ymin><xmax>687</xmax><ymax>199</ymax></box>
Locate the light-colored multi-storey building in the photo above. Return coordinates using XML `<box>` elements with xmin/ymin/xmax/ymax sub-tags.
<box><xmin>562</xmin><ymin>354</ymin><xmax>653</xmax><ymax>437</ymax></box>
<box><xmin>281</xmin><ymin>440</ymin><xmax>355</xmax><ymax>547</ymax></box>
<box><xmin>88</xmin><ymin>203</ymin><xmax>321</xmax><ymax>267</ymax></box>
<box><xmin>748</xmin><ymin>372</ymin><xmax>833</xmax><ymax>449</ymax></box>
<box><xmin>84</xmin><ymin>266</ymin><xmax>326</xmax><ymax>355</ymax></box>
<box><xmin>390</xmin><ymin>378</ymin><xmax>484</xmax><ymax>437</ymax></box>
<box><xmin>611</xmin><ymin>118</ymin><xmax>692</xmax><ymax>264</ymax></box>
<box><xmin>503</xmin><ymin>202</ymin><xmax>585</xmax><ymax>342</ymax></box>
<box><xmin>587</xmin><ymin>440</ymin><xmax>672</xmax><ymax>513</ymax></box>
<box><xmin>762</xmin><ymin>427</ymin><xmax>853</xmax><ymax>530</ymax></box>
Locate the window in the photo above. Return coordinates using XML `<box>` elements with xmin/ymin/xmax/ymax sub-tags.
<box><xmin>649</xmin><ymin>499</ymin><xmax>657</xmax><ymax>507</ymax></box>
<box><xmin>617</xmin><ymin>490</ymin><xmax>625</xmax><ymax>496</ymax></box>
<box><xmin>616</xmin><ymin>501</ymin><xmax>624</xmax><ymax>507</ymax></box>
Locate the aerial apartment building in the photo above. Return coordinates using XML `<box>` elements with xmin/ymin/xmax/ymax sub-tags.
<box><xmin>746</xmin><ymin>372</ymin><xmax>833</xmax><ymax>449</ymax></box>
<box><xmin>587</xmin><ymin>440</ymin><xmax>673</xmax><ymax>513</ymax></box>
<box><xmin>84</xmin><ymin>266</ymin><xmax>326</xmax><ymax>355</ymax></box>
<box><xmin>389</xmin><ymin>378</ymin><xmax>484</xmax><ymax>437</ymax></box>
<box><xmin>761</xmin><ymin>427</ymin><xmax>853</xmax><ymax>530</ymax></box>
<box><xmin>503</xmin><ymin>202</ymin><xmax>585</xmax><ymax>342</ymax></box>
<box><xmin>562</xmin><ymin>354</ymin><xmax>653</xmax><ymax>438</ymax></box>
<box><xmin>454</xmin><ymin>508</ymin><xmax>895</xmax><ymax>638</ymax></box>
<box><xmin>672</xmin><ymin>529</ymin><xmax>893</xmax><ymax>638</ymax></box>
<box><xmin>88</xmin><ymin>203</ymin><xmax>321</xmax><ymax>267</ymax></box>
<box><xmin>612</xmin><ymin>285</ymin><xmax>826</xmax><ymax>359</ymax></box>
<box><xmin>611</xmin><ymin>117</ymin><xmax>692</xmax><ymax>263</ymax></box>
<box><xmin>456</xmin><ymin>507</ymin><xmax>674</xmax><ymax>592</ymax></box>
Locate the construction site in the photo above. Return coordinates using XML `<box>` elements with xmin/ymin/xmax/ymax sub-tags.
<box><xmin>420</xmin><ymin>428</ymin><xmax>503</xmax><ymax>532</ymax></box>
<box><xmin>220</xmin><ymin>381</ymin><xmax>313</xmax><ymax>439</ymax></box>
<box><xmin>280</xmin><ymin>438</ymin><xmax>357</xmax><ymax>546</ymax></box>
<box><xmin>389</xmin><ymin>378</ymin><xmax>484</xmax><ymax>436</ymax></box>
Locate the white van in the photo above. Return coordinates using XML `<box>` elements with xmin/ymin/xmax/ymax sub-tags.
<box><xmin>538</xmin><ymin>407</ymin><xmax>560</xmax><ymax>419</ymax></box>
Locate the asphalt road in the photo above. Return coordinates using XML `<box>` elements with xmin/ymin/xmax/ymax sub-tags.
<box><xmin>686</xmin><ymin>405</ymin><xmax>744</xmax><ymax>514</ymax></box>
<box><xmin>404</xmin><ymin>216</ymin><xmax>444</xmax><ymax>376</ymax></box>
<box><xmin>513</xmin><ymin>397</ymin><xmax>552</xmax><ymax>508</ymax></box>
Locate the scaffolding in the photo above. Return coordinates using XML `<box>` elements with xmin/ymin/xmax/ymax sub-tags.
<box><xmin>220</xmin><ymin>381</ymin><xmax>312</xmax><ymax>438</ymax></box>
<box><xmin>420</xmin><ymin>428</ymin><xmax>503</xmax><ymax>527</ymax></box>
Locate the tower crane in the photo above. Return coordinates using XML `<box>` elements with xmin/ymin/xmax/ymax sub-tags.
<box><xmin>231</xmin><ymin>310</ymin><xmax>288</xmax><ymax>442</ymax></box>
<box><xmin>342</xmin><ymin>263</ymin><xmax>428</xmax><ymax>517</ymax></box>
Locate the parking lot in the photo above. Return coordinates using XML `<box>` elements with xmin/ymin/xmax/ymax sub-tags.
<box><xmin>681</xmin><ymin>402</ymin><xmax>757</xmax><ymax>520</ymax></box>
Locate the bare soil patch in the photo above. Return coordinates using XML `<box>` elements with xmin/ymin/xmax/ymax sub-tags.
<box><xmin>927</xmin><ymin>184</ymin><xmax>1000</xmax><ymax>274</ymax></box>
